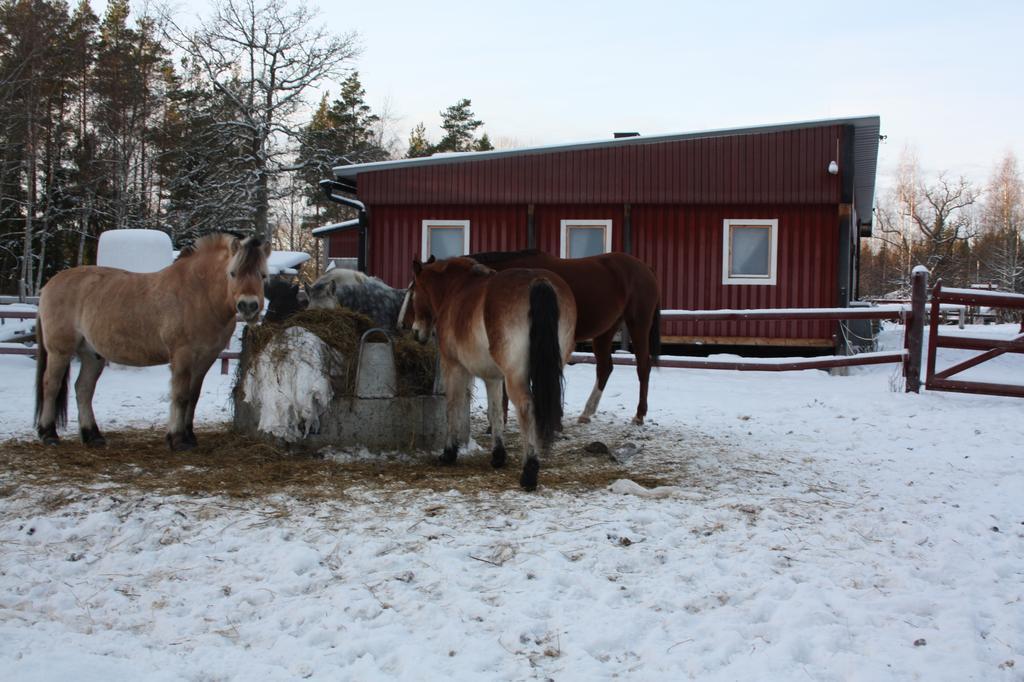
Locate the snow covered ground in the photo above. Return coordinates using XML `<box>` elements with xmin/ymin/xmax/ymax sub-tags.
<box><xmin>0</xmin><ymin>324</ymin><xmax>1021</xmax><ymax>681</ymax></box>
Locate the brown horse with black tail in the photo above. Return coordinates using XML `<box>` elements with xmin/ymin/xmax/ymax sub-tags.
<box><xmin>409</xmin><ymin>257</ymin><xmax>577</xmax><ymax>491</ymax></box>
<box><xmin>469</xmin><ymin>249</ymin><xmax>660</xmax><ymax>425</ymax></box>
<box><xmin>35</xmin><ymin>233</ymin><xmax>270</xmax><ymax>450</ymax></box>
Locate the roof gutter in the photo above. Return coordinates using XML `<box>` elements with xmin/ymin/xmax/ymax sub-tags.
<box><xmin>319</xmin><ymin>179</ymin><xmax>368</xmax><ymax>272</ymax></box>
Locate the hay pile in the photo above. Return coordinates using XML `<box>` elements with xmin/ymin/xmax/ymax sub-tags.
<box><xmin>0</xmin><ymin>426</ymin><xmax>668</xmax><ymax>502</ymax></box>
<box><xmin>244</xmin><ymin>309</ymin><xmax>437</xmax><ymax>397</ymax></box>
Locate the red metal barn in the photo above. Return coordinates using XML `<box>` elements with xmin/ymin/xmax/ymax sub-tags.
<box><xmin>315</xmin><ymin>116</ymin><xmax>881</xmax><ymax>350</ymax></box>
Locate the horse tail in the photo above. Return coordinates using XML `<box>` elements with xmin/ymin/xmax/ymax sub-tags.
<box><xmin>649</xmin><ymin>306</ymin><xmax>662</xmax><ymax>367</ymax></box>
<box><xmin>528</xmin><ymin>279</ymin><xmax>564</xmax><ymax>448</ymax></box>
<box><xmin>34</xmin><ymin>315</ymin><xmax>69</xmax><ymax>429</ymax></box>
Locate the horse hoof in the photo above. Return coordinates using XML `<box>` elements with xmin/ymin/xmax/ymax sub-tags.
<box><xmin>166</xmin><ymin>434</ymin><xmax>195</xmax><ymax>452</ymax></box>
<box><xmin>577</xmin><ymin>415</ymin><xmax>591</xmax><ymax>424</ymax></box>
<box><xmin>38</xmin><ymin>425</ymin><xmax>60</xmax><ymax>446</ymax></box>
<box><xmin>632</xmin><ymin>416</ymin><xmax>645</xmax><ymax>426</ymax></box>
<box><xmin>439</xmin><ymin>446</ymin><xmax>458</xmax><ymax>466</ymax></box>
<box><xmin>81</xmin><ymin>427</ymin><xmax>106</xmax><ymax>448</ymax></box>
<box><xmin>491</xmin><ymin>444</ymin><xmax>507</xmax><ymax>469</ymax></box>
<box><xmin>519</xmin><ymin>457</ymin><xmax>540</xmax><ymax>491</ymax></box>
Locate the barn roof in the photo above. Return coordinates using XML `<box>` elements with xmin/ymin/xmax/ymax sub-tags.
<box><xmin>333</xmin><ymin>116</ymin><xmax>881</xmax><ymax>231</ymax></box>
<box><xmin>311</xmin><ymin>219</ymin><xmax>359</xmax><ymax>237</ymax></box>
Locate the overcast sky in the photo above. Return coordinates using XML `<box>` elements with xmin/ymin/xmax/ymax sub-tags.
<box><xmin>151</xmin><ymin>0</ymin><xmax>1023</xmax><ymax>186</ymax></box>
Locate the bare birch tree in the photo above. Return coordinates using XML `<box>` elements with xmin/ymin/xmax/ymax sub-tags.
<box><xmin>162</xmin><ymin>0</ymin><xmax>359</xmax><ymax>241</ymax></box>
<box><xmin>975</xmin><ymin>152</ymin><xmax>1024</xmax><ymax>293</ymax></box>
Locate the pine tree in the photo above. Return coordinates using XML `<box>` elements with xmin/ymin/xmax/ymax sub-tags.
<box><xmin>405</xmin><ymin>122</ymin><xmax>433</xmax><ymax>158</ymax></box>
<box><xmin>66</xmin><ymin>0</ymin><xmax>99</xmax><ymax>265</ymax></box>
<box><xmin>435</xmin><ymin>98</ymin><xmax>485</xmax><ymax>153</ymax></box>
<box><xmin>158</xmin><ymin>64</ymin><xmax>258</xmax><ymax>240</ymax></box>
<box><xmin>0</xmin><ymin>0</ymin><xmax>75</xmax><ymax>296</ymax></box>
<box><xmin>473</xmin><ymin>132</ymin><xmax>494</xmax><ymax>152</ymax></box>
<box><xmin>296</xmin><ymin>72</ymin><xmax>390</xmax><ymax>226</ymax></box>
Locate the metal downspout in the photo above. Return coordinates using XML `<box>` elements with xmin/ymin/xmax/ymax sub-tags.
<box><xmin>319</xmin><ymin>179</ymin><xmax>368</xmax><ymax>272</ymax></box>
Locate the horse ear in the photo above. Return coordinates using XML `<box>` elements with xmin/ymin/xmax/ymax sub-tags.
<box><xmin>470</xmin><ymin>263</ymin><xmax>494</xmax><ymax>276</ymax></box>
<box><xmin>229</xmin><ymin>238</ymin><xmax>241</xmax><ymax>255</ymax></box>
<box><xmin>412</xmin><ymin>260</ymin><xmax>422</xmax><ymax>275</ymax></box>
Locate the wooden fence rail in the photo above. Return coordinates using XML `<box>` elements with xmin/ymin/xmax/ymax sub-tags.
<box><xmin>0</xmin><ymin>270</ymin><xmax>934</xmax><ymax>388</ymax></box>
<box><xmin>925</xmin><ymin>281</ymin><xmax>1024</xmax><ymax>398</ymax></box>
<box><xmin>0</xmin><ymin>308</ymin><xmax>242</xmax><ymax>375</ymax></box>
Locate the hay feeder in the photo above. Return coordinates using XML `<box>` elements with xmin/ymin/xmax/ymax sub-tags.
<box><xmin>234</xmin><ymin>313</ymin><xmax>465</xmax><ymax>452</ymax></box>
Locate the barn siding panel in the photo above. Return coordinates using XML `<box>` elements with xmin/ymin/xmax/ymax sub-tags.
<box><xmin>369</xmin><ymin>203</ymin><xmax>838</xmax><ymax>340</ymax></box>
<box><xmin>632</xmin><ymin>204</ymin><xmax>838</xmax><ymax>341</ymax></box>
<box><xmin>368</xmin><ymin>205</ymin><xmax>527</xmax><ymax>287</ymax></box>
<box><xmin>327</xmin><ymin>230</ymin><xmax>359</xmax><ymax>258</ymax></box>
<box><xmin>358</xmin><ymin>126</ymin><xmax>845</xmax><ymax>207</ymax></box>
<box><xmin>533</xmin><ymin>205</ymin><xmax>625</xmax><ymax>258</ymax></box>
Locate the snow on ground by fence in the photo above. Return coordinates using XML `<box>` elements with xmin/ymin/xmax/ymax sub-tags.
<box><xmin>0</xmin><ymin>323</ymin><xmax>1021</xmax><ymax>680</ymax></box>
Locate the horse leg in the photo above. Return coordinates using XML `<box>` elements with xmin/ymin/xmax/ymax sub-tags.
<box><xmin>183</xmin><ymin>357</ymin><xmax>216</xmax><ymax>447</ymax></box>
<box><xmin>626</xmin><ymin>317</ymin><xmax>652</xmax><ymax>425</ymax></box>
<box><xmin>38</xmin><ymin>350</ymin><xmax>73</xmax><ymax>446</ymax></box>
<box><xmin>504</xmin><ymin>374</ymin><xmax>540</xmax><ymax>491</ymax></box>
<box><xmin>502</xmin><ymin>382</ymin><xmax>509</xmax><ymax>426</ymax></box>
<box><xmin>578</xmin><ymin>328</ymin><xmax>617</xmax><ymax>424</ymax></box>
<box><xmin>485</xmin><ymin>382</ymin><xmax>509</xmax><ymax>435</ymax></box>
<box><xmin>484</xmin><ymin>378</ymin><xmax>507</xmax><ymax>468</ymax></box>
<box><xmin>75</xmin><ymin>350</ymin><xmax>106</xmax><ymax>447</ymax></box>
<box><xmin>166</xmin><ymin>354</ymin><xmax>194</xmax><ymax>451</ymax></box>
<box><xmin>440</xmin><ymin>362</ymin><xmax>471</xmax><ymax>465</ymax></box>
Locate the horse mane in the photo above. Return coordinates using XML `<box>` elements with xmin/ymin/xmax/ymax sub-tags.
<box><xmin>321</xmin><ymin>268</ymin><xmax>370</xmax><ymax>286</ymax></box>
<box><xmin>233</xmin><ymin>236</ymin><xmax>267</xmax><ymax>276</ymax></box>
<box><xmin>467</xmin><ymin>248</ymin><xmax>542</xmax><ymax>265</ymax></box>
<box><xmin>176</xmin><ymin>231</ymin><xmax>250</xmax><ymax>260</ymax></box>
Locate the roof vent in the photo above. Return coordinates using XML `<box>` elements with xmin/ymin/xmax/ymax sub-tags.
<box><xmin>613</xmin><ymin>132</ymin><xmax>640</xmax><ymax>139</ymax></box>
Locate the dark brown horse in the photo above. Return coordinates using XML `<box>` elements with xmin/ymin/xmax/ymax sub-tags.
<box><xmin>470</xmin><ymin>249</ymin><xmax>660</xmax><ymax>425</ymax></box>
<box><xmin>409</xmin><ymin>257</ymin><xmax>576</xmax><ymax>491</ymax></box>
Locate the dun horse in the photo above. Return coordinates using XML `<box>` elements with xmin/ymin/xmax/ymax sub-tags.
<box><xmin>35</xmin><ymin>233</ymin><xmax>271</xmax><ymax>450</ymax></box>
<box><xmin>470</xmin><ymin>249</ymin><xmax>660</xmax><ymax>425</ymax></box>
<box><xmin>309</xmin><ymin>268</ymin><xmax>407</xmax><ymax>332</ymax></box>
<box><xmin>409</xmin><ymin>257</ymin><xmax>576</xmax><ymax>491</ymax></box>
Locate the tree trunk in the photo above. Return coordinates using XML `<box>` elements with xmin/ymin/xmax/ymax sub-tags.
<box><xmin>34</xmin><ymin>232</ymin><xmax>47</xmax><ymax>295</ymax></box>
<box><xmin>20</xmin><ymin>104</ymin><xmax>36</xmax><ymax>302</ymax></box>
<box><xmin>253</xmin><ymin>132</ymin><xmax>269</xmax><ymax>240</ymax></box>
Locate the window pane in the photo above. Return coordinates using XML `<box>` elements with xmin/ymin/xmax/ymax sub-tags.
<box><xmin>429</xmin><ymin>227</ymin><xmax>465</xmax><ymax>259</ymax></box>
<box><xmin>568</xmin><ymin>227</ymin><xmax>606</xmax><ymax>258</ymax></box>
<box><xmin>731</xmin><ymin>226</ymin><xmax>770</xmax><ymax>276</ymax></box>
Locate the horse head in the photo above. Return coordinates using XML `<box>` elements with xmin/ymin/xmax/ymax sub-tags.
<box><xmin>263</xmin><ymin>277</ymin><xmax>308</xmax><ymax>323</ymax></box>
<box><xmin>308</xmin><ymin>268</ymin><xmax>370</xmax><ymax>310</ymax></box>
<box><xmin>228</xmin><ymin>236</ymin><xmax>271</xmax><ymax>324</ymax></box>
<box><xmin>410</xmin><ymin>257</ymin><xmax>450</xmax><ymax>343</ymax></box>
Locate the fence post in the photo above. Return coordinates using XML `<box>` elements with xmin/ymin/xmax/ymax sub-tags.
<box><xmin>905</xmin><ymin>266</ymin><xmax>928</xmax><ymax>393</ymax></box>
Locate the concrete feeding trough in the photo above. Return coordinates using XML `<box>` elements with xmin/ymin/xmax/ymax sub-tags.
<box><xmin>233</xmin><ymin>325</ymin><xmax>464</xmax><ymax>452</ymax></box>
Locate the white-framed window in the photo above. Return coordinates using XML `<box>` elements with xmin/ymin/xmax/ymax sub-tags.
<box><xmin>422</xmin><ymin>220</ymin><xmax>470</xmax><ymax>260</ymax></box>
<box><xmin>722</xmin><ymin>219</ymin><xmax>778</xmax><ymax>285</ymax></box>
<box><xmin>560</xmin><ymin>219</ymin><xmax>612</xmax><ymax>259</ymax></box>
